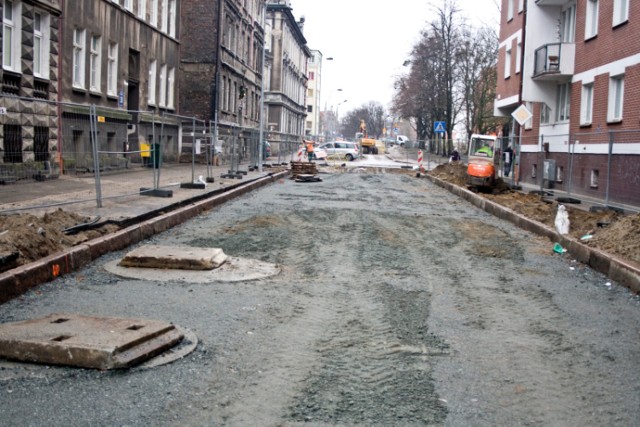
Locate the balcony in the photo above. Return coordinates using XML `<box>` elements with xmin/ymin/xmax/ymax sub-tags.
<box><xmin>533</xmin><ymin>42</ymin><xmax>575</xmax><ymax>81</ymax></box>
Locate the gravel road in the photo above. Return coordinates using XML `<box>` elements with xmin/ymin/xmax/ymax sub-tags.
<box><xmin>1</xmin><ymin>169</ymin><xmax>639</xmax><ymax>426</ymax></box>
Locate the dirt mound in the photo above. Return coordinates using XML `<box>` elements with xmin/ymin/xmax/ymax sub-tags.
<box><xmin>0</xmin><ymin>209</ymin><xmax>120</xmax><ymax>272</ymax></box>
<box><xmin>428</xmin><ymin>163</ymin><xmax>638</xmax><ymax>265</ymax></box>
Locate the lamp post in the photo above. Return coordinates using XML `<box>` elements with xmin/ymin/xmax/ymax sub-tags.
<box><xmin>257</xmin><ymin>0</ymin><xmax>267</xmax><ymax>172</ymax></box>
<box><xmin>335</xmin><ymin>99</ymin><xmax>348</xmax><ymax>138</ymax></box>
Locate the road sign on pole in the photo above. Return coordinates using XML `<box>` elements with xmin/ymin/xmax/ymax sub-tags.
<box><xmin>434</xmin><ymin>121</ymin><xmax>447</xmax><ymax>134</ymax></box>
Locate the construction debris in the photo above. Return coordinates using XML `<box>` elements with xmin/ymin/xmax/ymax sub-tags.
<box><xmin>290</xmin><ymin>161</ymin><xmax>320</xmax><ymax>182</ymax></box>
<box><xmin>119</xmin><ymin>245</ymin><xmax>228</xmax><ymax>270</ymax></box>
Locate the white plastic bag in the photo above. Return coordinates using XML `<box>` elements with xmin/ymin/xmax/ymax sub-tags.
<box><xmin>554</xmin><ymin>204</ymin><xmax>570</xmax><ymax>235</ymax></box>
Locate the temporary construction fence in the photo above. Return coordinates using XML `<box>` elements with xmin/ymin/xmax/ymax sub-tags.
<box><xmin>513</xmin><ymin>130</ymin><xmax>640</xmax><ymax>209</ymax></box>
<box><xmin>0</xmin><ymin>96</ymin><xmax>304</xmax><ymax>210</ymax></box>
<box><xmin>401</xmin><ymin>133</ymin><xmax>640</xmax><ymax>210</ymax></box>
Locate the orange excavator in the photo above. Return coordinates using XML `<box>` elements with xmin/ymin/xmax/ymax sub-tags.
<box><xmin>467</xmin><ymin>134</ymin><xmax>497</xmax><ymax>188</ymax></box>
<box><xmin>355</xmin><ymin>120</ymin><xmax>379</xmax><ymax>155</ymax></box>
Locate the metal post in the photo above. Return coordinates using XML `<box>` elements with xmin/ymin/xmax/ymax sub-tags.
<box><xmin>605</xmin><ymin>131</ymin><xmax>614</xmax><ymax>207</ymax></box>
<box><xmin>157</xmin><ymin>111</ymin><xmax>163</xmax><ymax>189</ymax></box>
<box><xmin>89</xmin><ymin>104</ymin><xmax>102</xmax><ymax>208</ymax></box>
<box><xmin>257</xmin><ymin>0</ymin><xmax>267</xmax><ymax>173</ymax></box>
<box><xmin>539</xmin><ymin>133</ymin><xmax>544</xmax><ymax>193</ymax></box>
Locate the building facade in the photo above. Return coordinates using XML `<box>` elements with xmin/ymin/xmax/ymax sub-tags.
<box><xmin>495</xmin><ymin>0</ymin><xmax>640</xmax><ymax>207</ymax></box>
<box><xmin>264</xmin><ymin>0</ymin><xmax>309</xmax><ymax>144</ymax></box>
<box><xmin>305</xmin><ymin>49</ymin><xmax>321</xmax><ymax>139</ymax></box>
<box><xmin>180</xmin><ymin>0</ymin><xmax>266</xmax><ymax>143</ymax></box>
<box><xmin>1</xmin><ymin>0</ymin><xmax>62</xmax><ymax>169</ymax></box>
<box><xmin>60</xmin><ymin>0</ymin><xmax>181</xmax><ymax>169</ymax></box>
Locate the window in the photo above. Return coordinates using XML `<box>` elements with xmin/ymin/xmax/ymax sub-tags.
<box><xmin>540</xmin><ymin>103</ymin><xmax>551</xmax><ymax>125</ymax></box>
<box><xmin>3</xmin><ymin>124</ymin><xmax>22</xmax><ymax>163</ymax></box>
<box><xmin>556</xmin><ymin>83</ymin><xmax>571</xmax><ymax>122</ymax></box>
<box><xmin>33</xmin><ymin>12</ymin><xmax>50</xmax><ymax>79</ymax></box>
<box><xmin>160</xmin><ymin>0</ymin><xmax>168</xmax><ymax>32</ymax></box>
<box><xmin>518</xmin><ymin>0</ymin><xmax>524</xmax><ymax>12</ymax></box>
<box><xmin>608</xmin><ymin>75</ymin><xmax>624</xmax><ymax>122</ymax></box>
<box><xmin>107</xmin><ymin>42</ymin><xmax>118</xmax><ymax>96</ymax></box>
<box><xmin>580</xmin><ymin>83</ymin><xmax>593</xmax><ymax>125</ymax></box>
<box><xmin>561</xmin><ymin>4</ymin><xmax>576</xmax><ymax>43</ymax></box>
<box><xmin>159</xmin><ymin>63</ymin><xmax>167</xmax><ymax>107</ymax></box>
<box><xmin>89</xmin><ymin>35</ymin><xmax>101</xmax><ymax>92</ymax></box>
<box><xmin>590</xmin><ymin>170</ymin><xmax>599</xmax><ymax>188</ymax></box>
<box><xmin>307</xmin><ymin>105</ymin><xmax>313</xmax><ymax>113</ymax></box>
<box><xmin>585</xmin><ymin>0</ymin><xmax>599</xmax><ymax>40</ymax></box>
<box><xmin>124</xmin><ymin>0</ymin><xmax>132</xmax><ymax>11</ymax></box>
<box><xmin>138</xmin><ymin>0</ymin><xmax>146</xmax><ymax>19</ymax></box>
<box><xmin>613</xmin><ymin>0</ymin><xmax>629</xmax><ymax>26</ymax></box>
<box><xmin>72</xmin><ymin>29</ymin><xmax>86</xmax><ymax>88</ymax></box>
<box><xmin>507</xmin><ymin>0</ymin><xmax>514</xmax><ymax>21</ymax></box>
<box><xmin>309</xmin><ymin>71</ymin><xmax>315</xmax><ymax>80</ymax></box>
<box><xmin>504</xmin><ymin>48</ymin><xmax>511</xmax><ymax>79</ymax></box>
<box><xmin>150</xmin><ymin>0</ymin><xmax>158</xmax><ymax>27</ymax></box>
<box><xmin>531</xmin><ymin>164</ymin><xmax>537</xmax><ymax>179</ymax></box>
<box><xmin>167</xmin><ymin>67</ymin><xmax>175</xmax><ymax>109</ymax></box>
<box><xmin>515</xmin><ymin>42</ymin><xmax>521</xmax><ymax>74</ymax></box>
<box><xmin>168</xmin><ymin>0</ymin><xmax>176</xmax><ymax>37</ymax></box>
<box><xmin>556</xmin><ymin>166</ymin><xmax>564</xmax><ymax>183</ymax></box>
<box><xmin>3</xmin><ymin>0</ymin><xmax>21</xmax><ymax>72</ymax></box>
<box><xmin>148</xmin><ymin>59</ymin><xmax>157</xmax><ymax>105</ymax></box>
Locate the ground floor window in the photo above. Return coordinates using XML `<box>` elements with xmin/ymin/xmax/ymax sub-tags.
<box><xmin>34</xmin><ymin>126</ymin><xmax>49</xmax><ymax>162</ymax></box>
<box><xmin>3</xmin><ymin>124</ymin><xmax>23</xmax><ymax>163</ymax></box>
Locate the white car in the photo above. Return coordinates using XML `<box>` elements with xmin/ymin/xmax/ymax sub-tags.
<box><xmin>318</xmin><ymin>141</ymin><xmax>360</xmax><ymax>161</ymax></box>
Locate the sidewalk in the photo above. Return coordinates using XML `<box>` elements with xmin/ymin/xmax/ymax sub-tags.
<box><xmin>0</xmin><ymin>162</ymin><xmax>283</xmax><ymax>223</ymax></box>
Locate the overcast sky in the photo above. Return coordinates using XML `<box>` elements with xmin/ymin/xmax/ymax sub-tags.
<box><xmin>290</xmin><ymin>0</ymin><xmax>501</xmax><ymax>114</ymax></box>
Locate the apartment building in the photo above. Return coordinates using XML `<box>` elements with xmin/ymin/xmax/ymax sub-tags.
<box><xmin>495</xmin><ymin>0</ymin><xmax>640</xmax><ymax>207</ymax></box>
<box><xmin>1</xmin><ymin>0</ymin><xmax>62</xmax><ymax>168</ymax></box>
<box><xmin>263</xmin><ymin>0</ymin><xmax>310</xmax><ymax>143</ymax></box>
<box><xmin>180</xmin><ymin>0</ymin><xmax>266</xmax><ymax>143</ymax></box>
<box><xmin>61</xmin><ymin>0</ymin><xmax>180</xmax><ymax>169</ymax></box>
<box><xmin>305</xmin><ymin>49</ymin><xmax>322</xmax><ymax>139</ymax></box>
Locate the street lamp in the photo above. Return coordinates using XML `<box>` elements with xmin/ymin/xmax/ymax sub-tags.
<box><xmin>335</xmin><ymin>100</ymin><xmax>348</xmax><ymax>138</ymax></box>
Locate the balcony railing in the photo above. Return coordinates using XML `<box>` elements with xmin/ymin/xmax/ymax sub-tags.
<box><xmin>533</xmin><ymin>42</ymin><xmax>575</xmax><ymax>80</ymax></box>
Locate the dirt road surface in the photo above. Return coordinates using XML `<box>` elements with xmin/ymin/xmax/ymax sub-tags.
<box><xmin>1</xmin><ymin>170</ymin><xmax>639</xmax><ymax>426</ymax></box>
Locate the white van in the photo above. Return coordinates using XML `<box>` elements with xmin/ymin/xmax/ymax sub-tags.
<box><xmin>396</xmin><ymin>135</ymin><xmax>409</xmax><ymax>146</ymax></box>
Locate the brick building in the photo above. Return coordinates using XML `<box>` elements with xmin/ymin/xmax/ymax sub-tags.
<box><xmin>495</xmin><ymin>0</ymin><xmax>640</xmax><ymax>207</ymax></box>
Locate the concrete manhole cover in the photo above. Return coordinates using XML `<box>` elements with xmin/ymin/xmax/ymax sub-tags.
<box><xmin>0</xmin><ymin>313</ymin><xmax>196</xmax><ymax>370</ymax></box>
<box><xmin>104</xmin><ymin>256</ymin><xmax>280</xmax><ymax>283</ymax></box>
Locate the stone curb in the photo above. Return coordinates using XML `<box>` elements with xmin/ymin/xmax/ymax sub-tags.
<box><xmin>0</xmin><ymin>171</ymin><xmax>289</xmax><ymax>304</ymax></box>
<box><xmin>423</xmin><ymin>173</ymin><xmax>640</xmax><ymax>293</ymax></box>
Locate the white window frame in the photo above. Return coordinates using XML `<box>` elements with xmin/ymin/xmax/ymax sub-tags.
<box><xmin>137</xmin><ymin>0</ymin><xmax>146</xmax><ymax>19</ymax></box>
<box><xmin>556</xmin><ymin>83</ymin><xmax>571</xmax><ymax>122</ymax></box>
<box><xmin>33</xmin><ymin>11</ymin><xmax>50</xmax><ymax>79</ymax></box>
<box><xmin>72</xmin><ymin>28</ymin><xmax>86</xmax><ymax>89</ymax></box>
<box><xmin>168</xmin><ymin>0</ymin><xmax>176</xmax><ymax>37</ymax></box>
<box><xmin>518</xmin><ymin>0</ymin><xmax>524</xmax><ymax>13</ymax></box>
<box><xmin>613</xmin><ymin>0</ymin><xmax>629</xmax><ymax>27</ymax></box>
<box><xmin>167</xmin><ymin>66</ymin><xmax>175</xmax><ymax>109</ymax></box>
<box><xmin>123</xmin><ymin>0</ymin><xmax>132</xmax><ymax>12</ymax></box>
<box><xmin>590</xmin><ymin>170</ymin><xmax>599</xmax><ymax>188</ymax></box>
<box><xmin>608</xmin><ymin>75</ymin><xmax>624</xmax><ymax>122</ymax></box>
<box><xmin>515</xmin><ymin>42</ymin><xmax>521</xmax><ymax>74</ymax></box>
<box><xmin>150</xmin><ymin>0</ymin><xmax>158</xmax><ymax>27</ymax></box>
<box><xmin>107</xmin><ymin>42</ymin><xmax>118</xmax><ymax>96</ymax></box>
<box><xmin>160</xmin><ymin>0</ymin><xmax>168</xmax><ymax>32</ymax></box>
<box><xmin>507</xmin><ymin>0</ymin><xmax>514</xmax><ymax>21</ymax></box>
<box><xmin>561</xmin><ymin>4</ymin><xmax>576</xmax><ymax>43</ymax></box>
<box><xmin>504</xmin><ymin>48</ymin><xmax>511</xmax><ymax>79</ymax></box>
<box><xmin>3</xmin><ymin>0</ymin><xmax>22</xmax><ymax>72</ymax></box>
<box><xmin>585</xmin><ymin>0</ymin><xmax>599</xmax><ymax>40</ymax></box>
<box><xmin>540</xmin><ymin>103</ymin><xmax>551</xmax><ymax>125</ymax></box>
<box><xmin>148</xmin><ymin>59</ymin><xmax>157</xmax><ymax>105</ymax></box>
<box><xmin>159</xmin><ymin>63</ymin><xmax>167</xmax><ymax>107</ymax></box>
<box><xmin>580</xmin><ymin>83</ymin><xmax>593</xmax><ymax>125</ymax></box>
<box><xmin>89</xmin><ymin>35</ymin><xmax>102</xmax><ymax>92</ymax></box>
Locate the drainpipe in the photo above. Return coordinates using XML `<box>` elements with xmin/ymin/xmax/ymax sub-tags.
<box><xmin>57</xmin><ymin>0</ymin><xmax>65</xmax><ymax>173</ymax></box>
<box><xmin>211</xmin><ymin>0</ymin><xmax>223</xmax><ymax>165</ymax></box>
<box><xmin>515</xmin><ymin>0</ymin><xmax>528</xmax><ymax>187</ymax></box>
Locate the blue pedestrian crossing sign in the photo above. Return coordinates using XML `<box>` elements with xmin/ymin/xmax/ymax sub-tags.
<box><xmin>434</xmin><ymin>121</ymin><xmax>447</xmax><ymax>133</ymax></box>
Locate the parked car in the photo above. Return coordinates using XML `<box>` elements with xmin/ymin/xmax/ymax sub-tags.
<box><xmin>318</xmin><ymin>141</ymin><xmax>360</xmax><ymax>161</ymax></box>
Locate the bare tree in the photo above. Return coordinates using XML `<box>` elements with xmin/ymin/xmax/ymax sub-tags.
<box><xmin>340</xmin><ymin>102</ymin><xmax>387</xmax><ymax>140</ymax></box>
